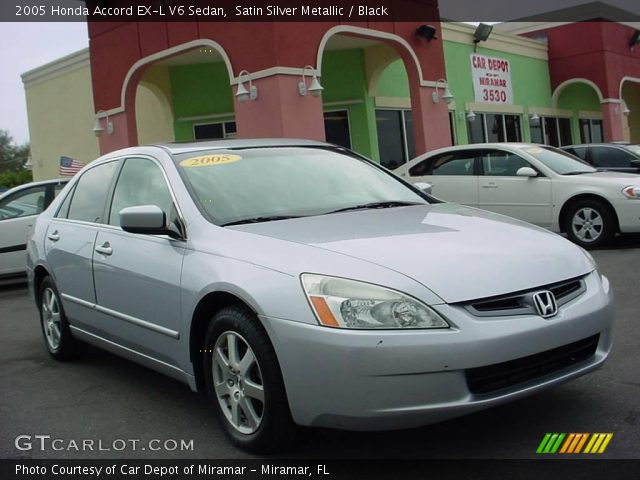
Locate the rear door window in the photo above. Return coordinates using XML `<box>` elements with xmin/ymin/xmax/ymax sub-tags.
<box><xmin>65</xmin><ymin>161</ymin><xmax>119</xmax><ymax>223</ymax></box>
<box><xmin>432</xmin><ymin>151</ymin><xmax>478</xmax><ymax>176</ymax></box>
<box><xmin>591</xmin><ymin>147</ymin><xmax>635</xmax><ymax>168</ymax></box>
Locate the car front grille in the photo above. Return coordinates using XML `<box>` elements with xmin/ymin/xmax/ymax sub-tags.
<box><xmin>465</xmin><ymin>334</ymin><xmax>600</xmax><ymax>395</ymax></box>
<box><xmin>464</xmin><ymin>276</ymin><xmax>586</xmax><ymax>317</ymax></box>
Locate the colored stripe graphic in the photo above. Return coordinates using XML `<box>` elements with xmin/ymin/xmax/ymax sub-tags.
<box><xmin>537</xmin><ymin>433</ymin><xmax>613</xmax><ymax>454</ymax></box>
<box><xmin>536</xmin><ymin>433</ymin><xmax>565</xmax><ymax>453</ymax></box>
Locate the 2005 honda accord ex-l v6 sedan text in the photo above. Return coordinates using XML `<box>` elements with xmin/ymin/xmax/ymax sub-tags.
<box><xmin>27</xmin><ymin>140</ymin><xmax>613</xmax><ymax>452</ymax></box>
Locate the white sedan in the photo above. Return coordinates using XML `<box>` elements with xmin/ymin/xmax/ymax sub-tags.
<box><xmin>394</xmin><ymin>143</ymin><xmax>640</xmax><ymax>248</ymax></box>
<box><xmin>0</xmin><ymin>179</ymin><xmax>67</xmax><ymax>280</ymax></box>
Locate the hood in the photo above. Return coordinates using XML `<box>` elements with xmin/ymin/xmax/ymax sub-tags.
<box><xmin>570</xmin><ymin>171</ymin><xmax>640</xmax><ymax>184</ymax></box>
<box><xmin>230</xmin><ymin>204</ymin><xmax>593</xmax><ymax>303</ymax></box>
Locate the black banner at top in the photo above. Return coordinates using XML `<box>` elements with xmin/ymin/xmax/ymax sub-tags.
<box><xmin>1</xmin><ymin>0</ymin><xmax>640</xmax><ymax>22</ymax></box>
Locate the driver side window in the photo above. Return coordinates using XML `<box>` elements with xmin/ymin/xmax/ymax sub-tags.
<box><xmin>108</xmin><ymin>157</ymin><xmax>174</xmax><ymax>227</ymax></box>
<box><xmin>0</xmin><ymin>186</ymin><xmax>46</xmax><ymax>220</ymax></box>
<box><xmin>482</xmin><ymin>150</ymin><xmax>533</xmax><ymax>176</ymax></box>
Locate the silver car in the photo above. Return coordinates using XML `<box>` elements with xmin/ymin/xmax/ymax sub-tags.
<box><xmin>27</xmin><ymin>140</ymin><xmax>613</xmax><ymax>452</ymax></box>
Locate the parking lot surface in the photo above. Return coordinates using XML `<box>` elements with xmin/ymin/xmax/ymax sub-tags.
<box><xmin>1</xmin><ymin>235</ymin><xmax>639</xmax><ymax>459</ymax></box>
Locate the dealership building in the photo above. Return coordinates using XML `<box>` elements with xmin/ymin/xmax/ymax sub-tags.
<box><xmin>22</xmin><ymin>7</ymin><xmax>640</xmax><ymax>180</ymax></box>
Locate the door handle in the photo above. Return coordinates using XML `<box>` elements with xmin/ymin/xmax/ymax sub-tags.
<box><xmin>95</xmin><ymin>242</ymin><xmax>113</xmax><ymax>256</ymax></box>
<box><xmin>481</xmin><ymin>184</ymin><xmax>498</xmax><ymax>189</ymax></box>
<box><xmin>47</xmin><ymin>231</ymin><xmax>60</xmax><ymax>242</ymax></box>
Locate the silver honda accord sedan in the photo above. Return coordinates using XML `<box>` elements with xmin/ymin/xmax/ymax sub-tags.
<box><xmin>27</xmin><ymin>139</ymin><xmax>613</xmax><ymax>452</ymax></box>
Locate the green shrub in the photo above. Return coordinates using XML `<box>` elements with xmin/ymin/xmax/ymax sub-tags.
<box><xmin>0</xmin><ymin>170</ymin><xmax>33</xmax><ymax>190</ymax></box>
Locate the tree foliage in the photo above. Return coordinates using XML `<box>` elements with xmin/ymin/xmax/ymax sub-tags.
<box><xmin>0</xmin><ymin>129</ymin><xmax>31</xmax><ymax>188</ymax></box>
<box><xmin>0</xmin><ymin>170</ymin><xmax>33</xmax><ymax>190</ymax></box>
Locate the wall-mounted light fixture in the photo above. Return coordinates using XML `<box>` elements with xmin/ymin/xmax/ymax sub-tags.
<box><xmin>92</xmin><ymin>110</ymin><xmax>113</xmax><ymax>137</ymax></box>
<box><xmin>466</xmin><ymin>110</ymin><xmax>477</xmax><ymax>122</ymax></box>
<box><xmin>298</xmin><ymin>65</ymin><xmax>323</xmax><ymax>97</ymax></box>
<box><xmin>415</xmin><ymin>24</ymin><xmax>438</xmax><ymax>41</ymax></box>
<box><xmin>432</xmin><ymin>79</ymin><xmax>453</xmax><ymax>104</ymax></box>
<box><xmin>629</xmin><ymin>30</ymin><xmax>640</xmax><ymax>50</ymax></box>
<box><xmin>529</xmin><ymin>113</ymin><xmax>541</xmax><ymax>126</ymax></box>
<box><xmin>235</xmin><ymin>70</ymin><xmax>258</xmax><ymax>103</ymax></box>
<box><xmin>473</xmin><ymin>23</ymin><xmax>493</xmax><ymax>51</ymax></box>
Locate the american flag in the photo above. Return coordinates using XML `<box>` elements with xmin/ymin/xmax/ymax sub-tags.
<box><xmin>59</xmin><ymin>156</ymin><xmax>85</xmax><ymax>176</ymax></box>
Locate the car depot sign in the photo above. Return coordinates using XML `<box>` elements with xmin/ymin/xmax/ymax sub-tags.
<box><xmin>470</xmin><ymin>54</ymin><xmax>513</xmax><ymax>104</ymax></box>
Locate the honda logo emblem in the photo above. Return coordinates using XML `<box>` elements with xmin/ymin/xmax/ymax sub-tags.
<box><xmin>532</xmin><ymin>290</ymin><xmax>558</xmax><ymax>318</ymax></box>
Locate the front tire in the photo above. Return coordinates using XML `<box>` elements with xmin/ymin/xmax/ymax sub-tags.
<box><xmin>38</xmin><ymin>276</ymin><xmax>87</xmax><ymax>360</ymax></box>
<box><xmin>565</xmin><ymin>199</ymin><xmax>614</xmax><ymax>249</ymax></box>
<box><xmin>203</xmin><ymin>305</ymin><xmax>295</xmax><ymax>453</ymax></box>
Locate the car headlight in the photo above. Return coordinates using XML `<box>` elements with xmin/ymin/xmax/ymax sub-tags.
<box><xmin>301</xmin><ymin>274</ymin><xmax>449</xmax><ymax>329</ymax></box>
<box><xmin>622</xmin><ymin>185</ymin><xmax>640</xmax><ymax>199</ymax></box>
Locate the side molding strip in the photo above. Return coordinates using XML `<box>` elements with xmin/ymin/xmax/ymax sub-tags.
<box><xmin>61</xmin><ymin>293</ymin><xmax>180</xmax><ymax>339</ymax></box>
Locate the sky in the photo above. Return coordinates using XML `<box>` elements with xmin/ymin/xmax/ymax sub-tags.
<box><xmin>0</xmin><ymin>22</ymin><xmax>89</xmax><ymax>145</ymax></box>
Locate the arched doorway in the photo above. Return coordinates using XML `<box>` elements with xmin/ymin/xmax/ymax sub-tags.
<box><xmin>117</xmin><ymin>41</ymin><xmax>235</xmax><ymax>151</ymax></box>
<box><xmin>621</xmin><ymin>78</ymin><xmax>640</xmax><ymax>143</ymax></box>
<box><xmin>317</xmin><ymin>27</ymin><xmax>450</xmax><ymax>168</ymax></box>
<box><xmin>554</xmin><ymin>79</ymin><xmax>604</xmax><ymax>144</ymax></box>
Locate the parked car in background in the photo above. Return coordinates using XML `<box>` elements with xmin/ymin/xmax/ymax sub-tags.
<box><xmin>561</xmin><ymin>143</ymin><xmax>640</xmax><ymax>173</ymax></box>
<box><xmin>395</xmin><ymin>143</ymin><xmax>640</xmax><ymax>248</ymax></box>
<box><xmin>28</xmin><ymin>140</ymin><xmax>612</xmax><ymax>452</ymax></box>
<box><xmin>0</xmin><ymin>179</ymin><xmax>67</xmax><ymax>280</ymax></box>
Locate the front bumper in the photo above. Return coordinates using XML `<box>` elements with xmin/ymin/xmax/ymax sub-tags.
<box><xmin>613</xmin><ymin>198</ymin><xmax>640</xmax><ymax>233</ymax></box>
<box><xmin>261</xmin><ymin>271</ymin><xmax>613</xmax><ymax>430</ymax></box>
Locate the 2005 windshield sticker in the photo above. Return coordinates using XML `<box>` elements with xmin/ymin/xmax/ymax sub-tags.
<box><xmin>180</xmin><ymin>154</ymin><xmax>241</xmax><ymax>167</ymax></box>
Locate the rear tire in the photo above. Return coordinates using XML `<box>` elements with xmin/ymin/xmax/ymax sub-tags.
<box><xmin>38</xmin><ymin>276</ymin><xmax>88</xmax><ymax>360</ymax></box>
<box><xmin>203</xmin><ymin>305</ymin><xmax>296</xmax><ymax>453</ymax></box>
<box><xmin>564</xmin><ymin>199</ymin><xmax>614</xmax><ymax>249</ymax></box>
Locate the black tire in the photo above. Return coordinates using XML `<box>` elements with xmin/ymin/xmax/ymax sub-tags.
<box><xmin>203</xmin><ymin>305</ymin><xmax>296</xmax><ymax>453</ymax></box>
<box><xmin>38</xmin><ymin>276</ymin><xmax>88</xmax><ymax>360</ymax></box>
<box><xmin>564</xmin><ymin>199</ymin><xmax>615</xmax><ymax>249</ymax></box>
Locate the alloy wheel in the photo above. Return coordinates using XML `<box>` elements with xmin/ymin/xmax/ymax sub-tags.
<box><xmin>571</xmin><ymin>207</ymin><xmax>603</xmax><ymax>243</ymax></box>
<box><xmin>42</xmin><ymin>287</ymin><xmax>62</xmax><ymax>351</ymax></box>
<box><xmin>212</xmin><ymin>331</ymin><xmax>265</xmax><ymax>434</ymax></box>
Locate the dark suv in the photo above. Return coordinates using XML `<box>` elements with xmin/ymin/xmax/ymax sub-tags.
<box><xmin>561</xmin><ymin>143</ymin><xmax>640</xmax><ymax>173</ymax></box>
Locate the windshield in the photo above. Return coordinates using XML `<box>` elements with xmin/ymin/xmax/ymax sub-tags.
<box><xmin>625</xmin><ymin>145</ymin><xmax>640</xmax><ymax>156</ymax></box>
<box><xmin>175</xmin><ymin>146</ymin><xmax>427</xmax><ymax>225</ymax></box>
<box><xmin>522</xmin><ymin>145</ymin><xmax>597</xmax><ymax>175</ymax></box>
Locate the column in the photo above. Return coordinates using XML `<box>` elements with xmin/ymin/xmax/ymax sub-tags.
<box><xmin>234</xmin><ymin>74</ymin><xmax>326</xmax><ymax>141</ymax></box>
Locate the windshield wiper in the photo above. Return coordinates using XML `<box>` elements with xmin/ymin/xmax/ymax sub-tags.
<box><xmin>326</xmin><ymin>201</ymin><xmax>424</xmax><ymax>214</ymax></box>
<box><xmin>563</xmin><ymin>171</ymin><xmax>592</xmax><ymax>175</ymax></box>
<box><xmin>221</xmin><ymin>215</ymin><xmax>303</xmax><ymax>226</ymax></box>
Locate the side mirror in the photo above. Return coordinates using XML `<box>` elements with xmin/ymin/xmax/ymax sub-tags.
<box><xmin>516</xmin><ymin>167</ymin><xmax>538</xmax><ymax>178</ymax></box>
<box><xmin>120</xmin><ymin>205</ymin><xmax>181</xmax><ymax>239</ymax></box>
<box><xmin>630</xmin><ymin>159</ymin><xmax>640</xmax><ymax>169</ymax></box>
<box><xmin>414</xmin><ymin>182</ymin><xmax>433</xmax><ymax>195</ymax></box>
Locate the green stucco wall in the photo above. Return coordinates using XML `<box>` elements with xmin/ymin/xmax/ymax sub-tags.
<box><xmin>320</xmin><ymin>49</ymin><xmax>378</xmax><ymax>159</ymax></box>
<box><xmin>169</xmin><ymin>62</ymin><xmax>234</xmax><ymax>141</ymax></box>
<box><xmin>376</xmin><ymin>59</ymin><xmax>410</xmax><ymax>98</ymax></box>
<box><xmin>556</xmin><ymin>83</ymin><xmax>602</xmax><ymax>143</ymax></box>
<box><xmin>443</xmin><ymin>41</ymin><xmax>553</xmax><ymax>144</ymax></box>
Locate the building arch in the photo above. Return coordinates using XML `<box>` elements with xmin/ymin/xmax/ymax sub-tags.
<box><xmin>316</xmin><ymin>25</ymin><xmax>436</xmax><ymax>88</ymax></box>
<box><xmin>117</xmin><ymin>39</ymin><xmax>234</xmax><ymax>117</ymax></box>
<box><xmin>552</xmin><ymin>78</ymin><xmax>604</xmax><ymax>108</ymax></box>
